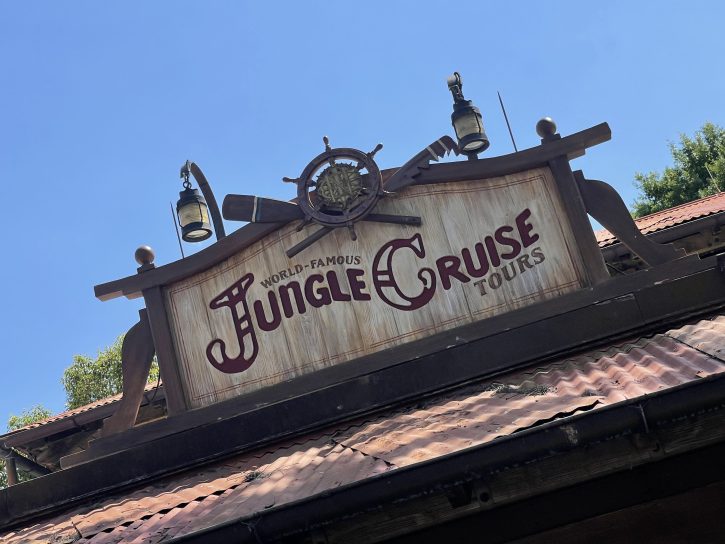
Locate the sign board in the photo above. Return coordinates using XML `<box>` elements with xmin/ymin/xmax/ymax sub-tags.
<box><xmin>165</xmin><ymin>166</ymin><xmax>587</xmax><ymax>408</ymax></box>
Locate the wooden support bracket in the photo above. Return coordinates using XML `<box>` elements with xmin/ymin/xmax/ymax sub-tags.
<box><xmin>574</xmin><ymin>170</ymin><xmax>686</xmax><ymax>266</ymax></box>
<box><xmin>101</xmin><ymin>309</ymin><xmax>156</xmax><ymax>437</ymax></box>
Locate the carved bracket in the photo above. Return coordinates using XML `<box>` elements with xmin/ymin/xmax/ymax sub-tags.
<box><xmin>574</xmin><ymin>170</ymin><xmax>686</xmax><ymax>267</ymax></box>
<box><xmin>101</xmin><ymin>309</ymin><xmax>156</xmax><ymax>437</ymax></box>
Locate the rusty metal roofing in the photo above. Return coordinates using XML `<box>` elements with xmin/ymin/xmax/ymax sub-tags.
<box><xmin>596</xmin><ymin>192</ymin><xmax>725</xmax><ymax>247</ymax></box>
<box><xmin>3</xmin><ymin>315</ymin><xmax>725</xmax><ymax>543</ymax></box>
<box><xmin>1</xmin><ymin>382</ymin><xmax>164</xmax><ymax>445</ymax></box>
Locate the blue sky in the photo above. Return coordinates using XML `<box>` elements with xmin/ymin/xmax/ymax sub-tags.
<box><xmin>1</xmin><ymin>1</ymin><xmax>723</xmax><ymax>422</ymax></box>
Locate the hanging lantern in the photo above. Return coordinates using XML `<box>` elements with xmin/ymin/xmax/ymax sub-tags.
<box><xmin>447</xmin><ymin>72</ymin><xmax>490</xmax><ymax>157</ymax></box>
<box><xmin>176</xmin><ymin>161</ymin><xmax>212</xmax><ymax>242</ymax></box>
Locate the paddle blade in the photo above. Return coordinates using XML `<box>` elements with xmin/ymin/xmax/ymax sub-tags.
<box><xmin>223</xmin><ymin>195</ymin><xmax>304</xmax><ymax>223</ymax></box>
<box><xmin>385</xmin><ymin>136</ymin><xmax>459</xmax><ymax>192</ymax></box>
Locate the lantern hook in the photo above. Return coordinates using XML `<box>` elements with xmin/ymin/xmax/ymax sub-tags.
<box><xmin>180</xmin><ymin>160</ymin><xmax>193</xmax><ymax>189</ymax></box>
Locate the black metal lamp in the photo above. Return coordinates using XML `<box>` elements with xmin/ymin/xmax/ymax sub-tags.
<box><xmin>177</xmin><ymin>160</ymin><xmax>212</xmax><ymax>242</ymax></box>
<box><xmin>447</xmin><ymin>72</ymin><xmax>489</xmax><ymax>158</ymax></box>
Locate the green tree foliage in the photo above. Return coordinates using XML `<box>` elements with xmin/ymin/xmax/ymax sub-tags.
<box><xmin>7</xmin><ymin>405</ymin><xmax>52</xmax><ymax>432</ymax></box>
<box><xmin>62</xmin><ymin>335</ymin><xmax>160</xmax><ymax>410</ymax></box>
<box><xmin>632</xmin><ymin>123</ymin><xmax>725</xmax><ymax>218</ymax></box>
<box><xmin>1</xmin><ymin>405</ymin><xmax>52</xmax><ymax>489</ymax></box>
<box><xmin>2</xmin><ymin>335</ymin><xmax>161</xmax><ymax>488</ymax></box>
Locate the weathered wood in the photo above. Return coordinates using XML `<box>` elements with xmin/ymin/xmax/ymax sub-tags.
<box><xmin>321</xmin><ymin>434</ymin><xmax>664</xmax><ymax>543</ymax></box>
<box><xmin>574</xmin><ymin>171</ymin><xmax>686</xmax><ymax>266</ymax></box>
<box><xmin>547</xmin><ymin>156</ymin><xmax>609</xmax><ymax>285</ymax></box>
<box><xmin>166</xmin><ymin>168</ymin><xmax>588</xmax><ymax>408</ymax></box>
<box><xmin>94</xmin><ymin>124</ymin><xmax>611</xmax><ymax>302</ymax></box>
<box><xmin>285</xmin><ymin>225</ymin><xmax>333</xmax><ymax>257</ymax></box>
<box><xmin>340</xmin><ymin>441</ymin><xmax>725</xmax><ymax>544</ymax></box>
<box><xmin>72</xmin><ymin>255</ymin><xmax>723</xmax><ymax>464</ymax></box>
<box><xmin>143</xmin><ymin>287</ymin><xmax>187</xmax><ymax>414</ymax></box>
<box><xmin>4</xmin><ymin>458</ymin><xmax>17</xmax><ymax>487</ymax></box>
<box><xmin>101</xmin><ymin>310</ymin><xmax>155</xmax><ymax>436</ymax></box>
<box><xmin>222</xmin><ymin>195</ymin><xmax>304</xmax><ymax>223</ymax></box>
<box><xmin>94</xmin><ymin>222</ymin><xmax>285</xmax><ymax>301</ymax></box>
<box><xmin>407</xmin><ymin>123</ymin><xmax>611</xmax><ymax>187</ymax></box>
<box><xmin>383</xmin><ymin>135</ymin><xmax>458</xmax><ymax>192</ymax></box>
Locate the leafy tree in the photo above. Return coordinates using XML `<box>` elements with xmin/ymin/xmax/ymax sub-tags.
<box><xmin>632</xmin><ymin>122</ymin><xmax>725</xmax><ymax>217</ymax></box>
<box><xmin>1</xmin><ymin>405</ymin><xmax>52</xmax><ymax>489</ymax></box>
<box><xmin>2</xmin><ymin>336</ymin><xmax>161</xmax><ymax>488</ymax></box>
<box><xmin>62</xmin><ymin>335</ymin><xmax>160</xmax><ymax>410</ymax></box>
<box><xmin>7</xmin><ymin>405</ymin><xmax>52</xmax><ymax>432</ymax></box>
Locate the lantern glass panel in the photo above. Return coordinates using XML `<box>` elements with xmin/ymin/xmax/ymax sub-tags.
<box><xmin>178</xmin><ymin>200</ymin><xmax>210</xmax><ymax>228</ymax></box>
<box><xmin>454</xmin><ymin>113</ymin><xmax>484</xmax><ymax>149</ymax></box>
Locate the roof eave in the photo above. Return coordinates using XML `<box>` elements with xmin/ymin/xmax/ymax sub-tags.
<box><xmin>169</xmin><ymin>370</ymin><xmax>725</xmax><ymax>543</ymax></box>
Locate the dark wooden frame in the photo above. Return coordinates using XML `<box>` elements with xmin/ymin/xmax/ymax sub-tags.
<box><xmin>94</xmin><ymin>123</ymin><xmax>614</xmax><ymax>302</ymax></box>
<box><xmin>61</xmin><ymin>254</ymin><xmax>725</xmax><ymax>466</ymax></box>
<box><xmin>89</xmin><ymin>121</ymin><xmax>694</xmax><ymax>433</ymax></box>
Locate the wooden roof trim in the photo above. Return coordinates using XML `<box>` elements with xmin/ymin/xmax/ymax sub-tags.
<box><xmin>94</xmin><ymin>123</ymin><xmax>611</xmax><ymax>301</ymax></box>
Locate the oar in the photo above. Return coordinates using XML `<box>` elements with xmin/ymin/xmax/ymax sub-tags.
<box><xmin>365</xmin><ymin>213</ymin><xmax>421</xmax><ymax>226</ymax></box>
<box><xmin>224</xmin><ymin>197</ymin><xmax>422</xmax><ymax>228</ymax></box>
<box><xmin>222</xmin><ymin>195</ymin><xmax>304</xmax><ymax>223</ymax></box>
<box><xmin>384</xmin><ymin>136</ymin><xmax>459</xmax><ymax>192</ymax></box>
<box><xmin>286</xmin><ymin>226</ymin><xmax>333</xmax><ymax>258</ymax></box>
<box><xmin>286</xmin><ymin>214</ymin><xmax>421</xmax><ymax>258</ymax></box>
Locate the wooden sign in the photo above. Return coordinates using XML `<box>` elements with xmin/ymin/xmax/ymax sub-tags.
<box><xmin>94</xmin><ymin>121</ymin><xmax>687</xmax><ymax>434</ymax></box>
<box><xmin>164</xmin><ymin>167</ymin><xmax>587</xmax><ymax>408</ymax></box>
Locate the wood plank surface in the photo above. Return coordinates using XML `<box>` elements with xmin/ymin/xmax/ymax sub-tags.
<box><xmin>165</xmin><ymin>167</ymin><xmax>588</xmax><ymax>408</ymax></box>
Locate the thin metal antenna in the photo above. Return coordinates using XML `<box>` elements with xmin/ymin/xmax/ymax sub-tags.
<box><xmin>497</xmin><ymin>91</ymin><xmax>518</xmax><ymax>152</ymax></box>
<box><xmin>705</xmin><ymin>164</ymin><xmax>721</xmax><ymax>192</ymax></box>
<box><xmin>170</xmin><ymin>201</ymin><xmax>185</xmax><ymax>259</ymax></box>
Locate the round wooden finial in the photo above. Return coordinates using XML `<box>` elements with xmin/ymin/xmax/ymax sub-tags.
<box><xmin>135</xmin><ymin>245</ymin><xmax>155</xmax><ymax>266</ymax></box>
<box><xmin>536</xmin><ymin>117</ymin><xmax>557</xmax><ymax>139</ymax></box>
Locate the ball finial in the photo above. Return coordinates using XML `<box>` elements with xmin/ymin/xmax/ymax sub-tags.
<box><xmin>135</xmin><ymin>245</ymin><xmax>155</xmax><ymax>266</ymax></box>
<box><xmin>536</xmin><ymin>117</ymin><xmax>558</xmax><ymax>139</ymax></box>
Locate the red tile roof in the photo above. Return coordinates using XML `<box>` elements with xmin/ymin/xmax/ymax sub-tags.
<box><xmin>596</xmin><ymin>192</ymin><xmax>725</xmax><ymax>247</ymax></box>
<box><xmin>3</xmin><ymin>315</ymin><xmax>725</xmax><ymax>544</ymax></box>
<box><xmin>2</xmin><ymin>382</ymin><xmax>162</xmax><ymax>440</ymax></box>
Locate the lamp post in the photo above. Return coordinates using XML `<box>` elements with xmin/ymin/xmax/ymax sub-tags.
<box><xmin>176</xmin><ymin>160</ymin><xmax>226</xmax><ymax>243</ymax></box>
<box><xmin>446</xmin><ymin>72</ymin><xmax>489</xmax><ymax>159</ymax></box>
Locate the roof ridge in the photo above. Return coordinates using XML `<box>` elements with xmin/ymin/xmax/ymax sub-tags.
<box><xmin>3</xmin><ymin>382</ymin><xmax>163</xmax><ymax>436</ymax></box>
<box><xmin>595</xmin><ymin>192</ymin><xmax>725</xmax><ymax>245</ymax></box>
<box><xmin>634</xmin><ymin>191</ymin><xmax>725</xmax><ymax>221</ymax></box>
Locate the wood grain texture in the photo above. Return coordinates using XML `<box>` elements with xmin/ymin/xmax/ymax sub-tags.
<box><xmin>94</xmin><ymin>123</ymin><xmax>611</xmax><ymax>302</ymax></box>
<box><xmin>547</xmin><ymin>157</ymin><xmax>609</xmax><ymax>285</ymax></box>
<box><xmin>144</xmin><ymin>287</ymin><xmax>188</xmax><ymax>414</ymax></box>
<box><xmin>166</xmin><ymin>167</ymin><xmax>588</xmax><ymax>408</ymax></box>
<box><xmin>100</xmin><ymin>310</ymin><xmax>155</xmax><ymax>436</ymax></box>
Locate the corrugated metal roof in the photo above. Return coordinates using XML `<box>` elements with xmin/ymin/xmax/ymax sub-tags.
<box><xmin>596</xmin><ymin>192</ymin><xmax>725</xmax><ymax>247</ymax></box>
<box><xmin>2</xmin><ymin>382</ymin><xmax>163</xmax><ymax>439</ymax></box>
<box><xmin>3</xmin><ymin>315</ymin><xmax>725</xmax><ymax>543</ymax></box>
